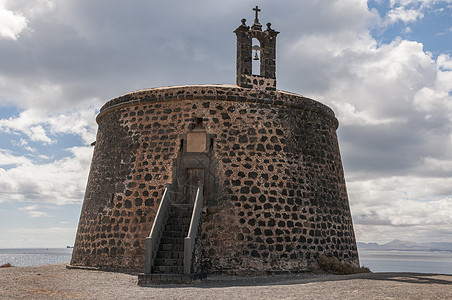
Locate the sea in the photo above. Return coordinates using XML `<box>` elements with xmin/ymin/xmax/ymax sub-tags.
<box><xmin>359</xmin><ymin>249</ymin><xmax>452</xmax><ymax>275</ymax></box>
<box><xmin>1</xmin><ymin>248</ymin><xmax>451</xmax><ymax>275</ymax></box>
<box><xmin>0</xmin><ymin>248</ymin><xmax>73</xmax><ymax>267</ymax></box>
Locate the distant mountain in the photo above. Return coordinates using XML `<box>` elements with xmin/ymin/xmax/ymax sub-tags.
<box><xmin>357</xmin><ymin>240</ymin><xmax>452</xmax><ymax>252</ymax></box>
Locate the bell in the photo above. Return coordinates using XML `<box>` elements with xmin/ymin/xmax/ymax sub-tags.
<box><xmin>253</xmin><ymin>51</ymin><xmax>259</xmax><ymax>61</ymax></box>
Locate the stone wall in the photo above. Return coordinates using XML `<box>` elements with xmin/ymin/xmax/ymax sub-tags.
<box><xmin>71</xmin><ymin>84</ymin><xmax>359</xmax><ymax>273</ymax></box>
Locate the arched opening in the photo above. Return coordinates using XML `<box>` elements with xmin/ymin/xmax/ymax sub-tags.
<box><xmin>252</xmin><ymin>38</ymin><xmax>262</xmax><ymax>76</ymax></box>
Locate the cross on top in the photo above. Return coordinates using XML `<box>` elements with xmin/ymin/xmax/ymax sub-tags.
<box><xmin>253</xmin><ymin>6</ymin><xmax>261</xmax><ymax>24</ymax></box>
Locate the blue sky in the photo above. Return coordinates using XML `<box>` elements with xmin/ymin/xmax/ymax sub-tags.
<box><xmin>0</xmin><ymin>0</ymin><xmax>451</xmax><ymax>248</ymax></box>
<box><xmin>369</xmin><ymin>0</ymin><xmax>452</xmax><ymax>56</ymax></box>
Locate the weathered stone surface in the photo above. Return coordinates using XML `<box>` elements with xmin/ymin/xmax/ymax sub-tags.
<box><xmin>70</xmin><ymin>85</ymin><xmax>359</xmax><ymax>274</ymax></box>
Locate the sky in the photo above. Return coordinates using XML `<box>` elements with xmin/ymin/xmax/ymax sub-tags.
<box><xmin>0</xmin><ymin>0</ymin><xmax>451</xmax><ymax>248</ymax></box>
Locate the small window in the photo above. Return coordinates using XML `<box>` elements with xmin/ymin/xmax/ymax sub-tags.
<box><xmin>194</xmin><ymin>117</ymin><xmax>203</xmax><ymax>128</ymax></box>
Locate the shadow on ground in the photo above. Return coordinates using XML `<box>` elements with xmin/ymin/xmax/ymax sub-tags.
<box><xmin>141</xmin><ymin>272</ymin><xmax>452</xmax><ymax>289</ymax></box>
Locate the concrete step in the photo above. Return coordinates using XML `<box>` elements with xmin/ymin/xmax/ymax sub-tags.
<box><xmin>156</xmin><ymin>251</ymin><xmax>184</xmax><ymax>259</ymax></box>
<box><xmin>166</xmin><ymin>219</ymin><xmax>191</xmax><ymax>228</ymax></box>
<box><xmin>159</xmin><ymin>243</ymin><xmax>184</xmax><ymax>252</ymax></box>
<box><xmin>168</xmin><ymin>214</ymin><xmax>191</xmax><ymax>220</ymax></box>
<box><xmin>138</xmin><ymin>273</ymin><xmax>192</xmax><ymax>285</ymax></box>
<box><xmin>166</xmin><ymin>221</ymin><xmax>191</xmax><ymax>227</ymax></box>
<box><xmin>154</xmin><ymin>258</ymin><xmax>183</xmax><ymax>266</ymax></box>
<box><xmin>170</xmin><ymin>205</ymin><xmax>193</xmax><ymax>215</ymax></box>
<box><xmin>160</xmin><ymin>237</ymin><xmax>184</xmax><ymax>245</ymax></box>
<box><xmin>152</xmin><ymin>265</ymin><xmax>184</xmax><ymax>274</ymax></box>
<box><xmin>171</xmin><ymin>204</ymin><xmax>194</xmax><ymax>210</ymax></box>
<box><xmin>169</xmin><ymin>212</ymin><xmax>193</xmax><ymax>219</ymax></box>
<box><xmin>165</xmin><ymin>224</ymin><xmax>189</xmax><ymax>232</ymax></box>
<box><xmin>162</xmin><ymin>231</ymin><xmax>187</xmax><ymax>239</ymax></box>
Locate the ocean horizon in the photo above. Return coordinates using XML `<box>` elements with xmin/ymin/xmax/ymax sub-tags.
<box><xmin>0</xmin><ymin>248</ymin><xmax>73</xmax><ymax>267</ymax></box>
<box><xmin>1</xmin><ymin>248</ymin><xmax>451</xmax><ymax>275</ymax></box>
<box><xmin>359</xmin><ymin>249</ymin><xmax>452</xmax><ymax>275</ymax></box>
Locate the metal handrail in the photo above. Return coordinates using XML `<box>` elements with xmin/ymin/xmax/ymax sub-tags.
<box><xmin>144</xmin><ymin>183</ymin><xmax>172</xmax><ymax>275</ymax></box>
<box><xmin>183</xmin><ymin>181</ymin><xmax>203</xmax><ymax>275</ymax></box>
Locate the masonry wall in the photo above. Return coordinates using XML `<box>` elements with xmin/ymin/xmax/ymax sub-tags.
<box><xmin>70</xmin><ymin>85</ymin><xmax>359</xmax><ymax>273</ymax></box>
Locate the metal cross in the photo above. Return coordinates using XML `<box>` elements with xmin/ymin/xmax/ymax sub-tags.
<box><xmin>253</xmin><ymin>6</ymin><xmax>261</xmax><ymax>23</ymax></box>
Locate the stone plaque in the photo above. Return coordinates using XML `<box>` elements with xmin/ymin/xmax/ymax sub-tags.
<box><xmin>187</xmin><ymin>132</ymin><xmax>206</xmax><ymax>152</ymax></box>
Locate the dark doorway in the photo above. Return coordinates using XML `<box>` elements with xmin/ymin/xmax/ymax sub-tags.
<box><xmin>184</xmin><ymin>168</ymin><xmax>205</xmax><ymax>204</ymax></box>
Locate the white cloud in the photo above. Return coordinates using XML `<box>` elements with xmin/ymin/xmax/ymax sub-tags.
<box><xmin>413</xmin><ymin>87</ymin><xmax>452</xmax><ymax>115</ymax></box>
<box><xmin>47</xmin><ymin>108</ymin><xmax>98</xmax><ymax>144</ymax></box>
<box><xmin>0</xmin><ymin>149</ymin><xmax>30</xmax><ymax>166</ymax></box>
<box><xmin>0</xmin><ymin>106</ymin><xmax>98</xmax><ymax>145</ymax></box>
<box><xmin>379</xmin><ymin>0</ymin><xmax>452</xmax><ymax>33</ymax></box>
<box><xmin>350</xmin><ymin>176</ymin><xmax>452</xmax><ymax>243</ymax></box>
<box><xmin>288</xmin><ymin>34</ymin><xmax>440</xmax><ymax>124</ymax></box>
<box><xmin>332</xmin><ymin>101</ymin><xmax>405</xmax><ymax>126</ymax></box>
<box><xmin>0</xmin><ymin>80</ymin><xmax>66</xmax><ymax>111</ymax></box>
<box><xmin>29</xmin><ymin>125</ymin><xmax>54</xmax><ymax>144</ymax></box>
<box><xmin>386</xmin><ymin>6</ymin><xmax>424</xmax><ymax>24</ymax></box>
<box><xmin>19</xmin><ymin>204</ymin><xmax>53</xmax><ymax>210</ymax></box>
<box><xmin>22</xmin><ymin>0</ymin><xmax>56</xmax><ymax>17</ymax></box>
<box><xmin>21</xmin><ymin>210</ymin><xmax>52</xmax><ymax>218</ymax></box>
<box><xmin>18</xmin><ymin>204</ymin><xmax>55</xmax><ymax>218</ymax></box>
<box><xmin>390</xmin><ymin>0</ymin><xmax>452</xmax><ymax>8</ymax></box>
<box><xmin>0</xmin><ymin>109</ymin><xmax>50</xmax><ymax>138</ymax></box>
<box><xmin>0</xmin><ymin>146</ymin><xmax>93</xmax><ymax>204</ymax></box>
<box><xmin>0</xmin><ymin>0</ymin><xmax>27</xmax><ymax>40</ymax></box>
<box><xmin>422</xmin><ymin>157</ymin><xmax>452</xmax><ymax>173</ymax></box>
<box><xmin>437</xmin><ymin>54</ymin><xmax>452</xmax><ymax>70</ymax></box>
<box><xmin>12</xmin><ymin>139</ymin><xmax>28</xmax><ymax>147</ymax></box>
<box><xmin>38</xmin><ymin>154</ymin><xmax>52</xmax><ymax>160</ymax></box>
<box><xmin>403</xmin><ymin>26</ymin><xmax>412</xmax><ymax>34</ymax></box>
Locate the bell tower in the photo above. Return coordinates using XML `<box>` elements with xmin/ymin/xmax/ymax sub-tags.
<box><xmin>234</xmin><ymin>6</ymin><xmax>279</xmax><ymax>90</ymax></box>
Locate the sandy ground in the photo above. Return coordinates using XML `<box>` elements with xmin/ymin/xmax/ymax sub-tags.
<box><xmin>0</xmin><ymin>264</ymin><xmax>451</xmax><ymax>299</ymax></box>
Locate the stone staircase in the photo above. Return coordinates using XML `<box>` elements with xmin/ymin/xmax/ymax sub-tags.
<box><xmin>139</xmin><ymin>204</ymin><xmax>193</xmax><ymax>284</ymax></box>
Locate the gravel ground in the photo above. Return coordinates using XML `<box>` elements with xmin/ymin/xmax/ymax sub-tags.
<box><xmin>1</xmin><ymin>263</ymin><xmax>451</xmax><ymax>299</ymax></box>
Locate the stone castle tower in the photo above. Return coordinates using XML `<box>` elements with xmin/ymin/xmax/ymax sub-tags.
<box><xmin>70</xmin><ymin>7</ymin><xmax>359</xmax><ymax>282</ymax></box>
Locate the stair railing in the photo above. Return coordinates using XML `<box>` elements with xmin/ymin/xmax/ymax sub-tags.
<box><xmin>144</xmin><ymin>183</ymin><xmax>172</xmax><ymax>275</ymax></box>
<box><xmin>183</xmin><ymin>181</ymin><xmax>203</xmax><ymax>275</ymax></box>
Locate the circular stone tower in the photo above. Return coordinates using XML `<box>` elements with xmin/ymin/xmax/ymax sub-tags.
<box><xmin>71</xmin><ymin>8</ymin><xmax>359</xmax><ymax>276</ymax></box>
